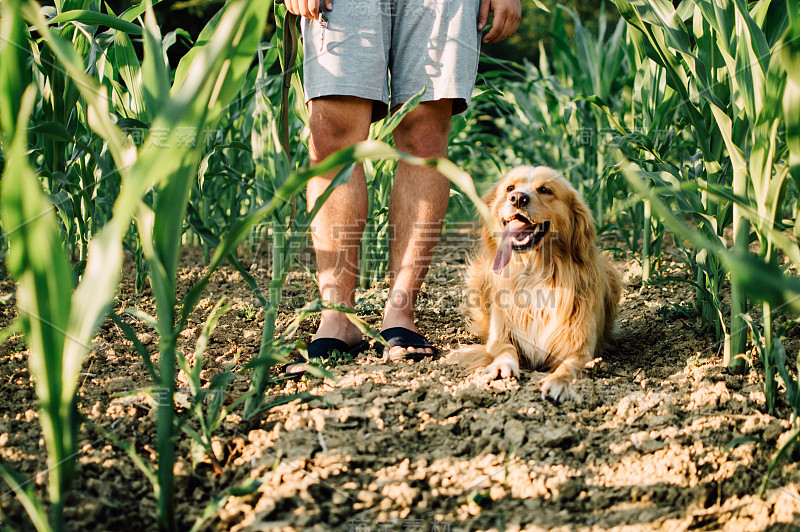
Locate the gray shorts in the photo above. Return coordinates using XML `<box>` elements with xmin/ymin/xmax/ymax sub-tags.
<box><xmin>301</xmin><ymin>0</ymin><xmax>482</xmax><ymax>122</ymax></box>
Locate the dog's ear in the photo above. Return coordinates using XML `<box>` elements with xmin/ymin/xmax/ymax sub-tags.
<box><xmin>479</xmin><ymin>181</ymin><xmax>503</xmax><ymax>250</ymax></box>
<box><xmin>482</xmin><ymin>179</ymin><xmax>502</xmax><ymax>206</ymax></box>
<box><xmin>570</xmin><ymin>194</ymin><xmax>597</xmax><ymax>265</ymax></box>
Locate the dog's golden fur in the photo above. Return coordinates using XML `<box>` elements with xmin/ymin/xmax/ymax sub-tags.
<box><xmin>458</xmin><ymin>166</ymin><xmax>621</xmax><ymax>401</ymax></box>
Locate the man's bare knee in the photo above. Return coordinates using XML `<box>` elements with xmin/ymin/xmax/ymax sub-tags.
<box><xmin>393</xmin><ymin>100</ymin><xmax>452</xmax><ymax>158</ymax></box>
<box><xmin>309</xmin><ymin>115</ymin><xmax>364</xmax><ymax>158</ymax></box>
<box><xmin>308</xmin><ymin>96</ymin><xmax>373</xmax><ymax>161</ymax></box>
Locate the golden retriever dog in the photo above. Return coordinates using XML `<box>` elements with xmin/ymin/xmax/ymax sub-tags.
<box><xmin>457</xmin><ymin>166</ymin><xmax>621</xmax><ymax>401</ymax></box>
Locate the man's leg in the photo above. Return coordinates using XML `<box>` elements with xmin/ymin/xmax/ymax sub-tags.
<box><xmin>382</xmin><ymin>99</ymin><xmax>453</xmax><ymax>358</ymax></box>
<box><xmin>307</xmin><ymin>96</ymin><xmax>373</xmax><ymax>346</ymax></box>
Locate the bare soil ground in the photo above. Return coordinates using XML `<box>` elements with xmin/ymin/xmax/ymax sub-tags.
<box><xmin>1</xmin><ymin>234</ymin><xmax>800</xmax><ymax>531</ymax></box>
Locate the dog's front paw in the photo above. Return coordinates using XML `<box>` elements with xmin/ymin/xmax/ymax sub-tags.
<box><xmin>480</xmin><ymin>358</ymin><xmax>520</xmax><ymax>380</ymax></box>
<box><xmin>540</xmin><ymin>375</ymin><xmax>571</xmax><ymax>402</ymax></box>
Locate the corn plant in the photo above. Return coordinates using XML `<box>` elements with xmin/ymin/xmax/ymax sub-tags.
<box><xmin>620</xmin><ymin>161</ymin><xmax>800</xmax><ymax>316</ymax></box>
<box><xmin>0</xmin><ymin>87</ymin><xmax>98</xmax><ymax>532</ymax></box>
<box><xmin>184</xmin><ymin>43</ymin><xmax>280</xmax><ymax>263</ymax></box>
<box><xmin>26</xmin><ymin>0</ymin><xmax>176</xmax><ymax>268</ymax></box>
<box><xmin>0</xmin><ymin>0</ymin><xmax>134</xmax><ymax>528</ymax></box>
<box><xmin>123</xmin><ymin>1</ymin><xmax>271</xmax><ymax>527</ymax></box>
<box><xmin>0</xmin><ymin>0</ymin><xmax>276</xmax><ymax>529</ymax></box>
<box><xmin>611</xmin><ymin>0</ymin><xmax>798</xmax><ymax>373</ymax></box>
<box><xmin>726</xmin><ymin>312</ymin><xmax>800</xmax><ymax>496</ymax></box>
<box><xmin>175</xmin><ymin>299</ymin><xmax>236</xmax><ymax>473</ymax></box>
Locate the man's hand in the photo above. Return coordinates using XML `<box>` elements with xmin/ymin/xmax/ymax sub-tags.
<box><xmin>478</xmin><ymin>0</ymin><xmax>522</xmax><ymax>43</ymax></box>
<box><xmin>286</xmin><ymin>0</ymin><xmax>331</xmax><ymax>20</ymax></box>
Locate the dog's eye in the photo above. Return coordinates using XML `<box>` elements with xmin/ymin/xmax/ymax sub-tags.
<box><xmin>506</xmin><ymin>185</ymin><xmax>515</xmax><ymax>192</ymax></box>
<box><xmin>537</xmin><ymin>185</ymin><xmax>553</xmax><ymax>195</ymax></box>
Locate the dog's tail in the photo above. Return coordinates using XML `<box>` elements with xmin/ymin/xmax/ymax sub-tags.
<box><xmin>451</xmin><ymin>344</ymin><xmax>493</xmax><ymax>370</ymax></box>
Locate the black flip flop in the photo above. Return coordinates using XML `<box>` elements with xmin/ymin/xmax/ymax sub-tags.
<box><xmin>282</xmin><ymin>337</ymin><xmax>371</xmax><ymax>377</ymax></box>
<box><xmin>380</xmin><ymin>327</ymin><xmax>439</xmax><ymax>362</ymax></box>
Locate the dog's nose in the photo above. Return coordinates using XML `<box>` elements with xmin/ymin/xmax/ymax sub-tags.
<box><xmin>508</xmin><ymin>190</ymin><xmax>529</xmax><ymax>207</ymax></box>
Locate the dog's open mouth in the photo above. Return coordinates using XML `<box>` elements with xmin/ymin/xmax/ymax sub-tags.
<box><xmin>493</xmin><ymin>215</ymin><xmax>551</xmax><ymax>273</ymax></box>
<box><xmin>502</xmin><ymin>214</ymin><xmax>551</xmax><ymax>251</ymax></box>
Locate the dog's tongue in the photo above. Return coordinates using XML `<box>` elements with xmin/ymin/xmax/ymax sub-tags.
<box><xmin>492</xmin><ymin>219</ymin><xmax>529</xmax><ymax>274</ymax></box>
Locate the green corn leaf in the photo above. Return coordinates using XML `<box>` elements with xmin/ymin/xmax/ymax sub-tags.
<box><xmin>615</xmin><ymin>0</ymin><xmax>720</xmax><ymax>170</ymax></box>
<box><xmin>531</xmin><ymin>0</ymin><xmax>550</xmax><ymax>12</ymax></box>
<box><xmin>600</xmin><ymin>18</ymin><xmax>627</xmax><ymax>99</ymax></box>
<box><xmin>135</xmin><ymin>203</ymin><xmax>174</xmax><ymax>331</ymax></box>
<box><xmin>188</xmin><ymin>479</ymin><xmax>262</xmax><ymax>532</ymax></box>
<box><xmin>709</xmin><ymin>168</ymin><xmax>792</xmax><ymax>243</ymax></box>
<box><xmin>782</xmin><ymin>15</ymin><xmax>800</xmax><ymax>191</ymax></box>
<box><xmin>372</xmin><ymin>86</ymin><xmax>426</xmax><ymax>141</ymax></box>
<box><xmin>208</xmin><ymin>371</ymin><xmax>237</xmax><ymax>390</ymax></box>
<box><xmin>255</xmin><ymin>391</ymin><xmax>319</xmax><ymax>411</ymax></box>
<box><xmin>733</xmin><ymin>0</ymin><xmax>771</xmax><ymax>68</ymax></box>
<box><xmin>170</xmin><ymin>4</ymin><xmax>229</xmax><ymax>90</ymax></box>
<box><xmin>109</xmin><ymin>27</ymin><xmax>147</xmax><ymax>120</ymax></box>
<box><xmin>140</xmin><ymin>0</ymin><xmax>169</xmax><ymax>119</ymax></box>
<box><xmin>124</xmin><ymin>5</ymin><xmax>271</xmax><ymax>527</ymax></box>
<box><xmin>281</xmin><ymin>300</ymin><xmax>387</xmax><ymax>349</ymax></box>
<box><xmin>124</xmin><ymin>307</ymin><xmax>159</xmax><ymax>330</ymax></box>
<box><xmin>751</xmin><ymin>0</ymin><xmax>789</xmax><ymax>47</ymax></box>
<box><xmin>185</xmin><ymin>203</ymin><xmax>221</xmax><ymax>248</ymax></box>
<box><xmin>24</xmin><ymin>1</ymin><xmax>135</xmax><ymax>177</ymax></box>
<box><xmin>49</xmin><ymin>9</ymin><xmax>143</xmax><ymax>34</ymax></box>
<box><xmin>150</xmin><ymin>156</ymin><xmax>196</xmax><ymax>301</ymax></box>
<box><xmin>190</xmin><ymin>298</ymin><xmax>230</xmax><ymax>383</ymax></box>
<box><xmin>0</xmin><ymin>0</ymin><xmax>32</xmax><ymax>139</ymax></box>
<box><xmin>1</xmin><ymin>87</ymin><xmax>76</xmax><ymax>508</ymax></box>
<box><xmin>773</xmin><ymin>338</ymin><xmax>799</xmax><ymax>414</ymax></box>
<box><xmin>27</xmin><ymin>121</ymin><xmax>71</xmax><ymax>142</ymax></box>
<box><xmin>725</xmin><ymin>435</ymin><xmax>767</xmax><ymax>451</ymax></box>
<box><xmin>85</xmin><ymin>418</ymin><xmax>158</xmax><ymax>488</ymax></box>
<box><xmin>200</xmin><ymin>143</ymin><xmax>253</xmax><ymax>191</ymax></box>
<box><xmin>302</xmin><ymin>165</ymin><xmax>356</xmax><ymax>224</ymax></box>
<box><xmin>0</xmin><ymin>464</ymin><xmax>51</xmax><ymax>532</ymax></box>
<box><xmin>114</xmin><ymin>0</ymin><xmax>270</xmax><ymax>228</ymax></box>
<box><xmin>759</xmin><ymin>428</ymin><xmax>800</xmax><ymax>496</ymax></box>
<box><xmin>171</xmin><ymin>0</ymin><xmax>268</xmax><ymax>124</ymax></box>
<box><xmin>109</xmin><ymin>312</ymin><xmax>159</xmax><ymax>381</ymax></box>
<box><xmin>657</xmin><ymin>178</ymin><xmax>800</xmax><ymax>271</ymax></box>
<box><xmin>558</xmin><ymin>5</ymin><xmax>603</xmax><ymax>97</ymax></box>
<box><xmin>119</xmin><ymin>0</ymin><xmax>164</xmax><ymax>22</ymax></box>
<box><xmin>746</xmin><ymin>52</ymin><xmax>787</xmax><ymax>259</ymax></box>
<box><xmin>115</xmin><ymin>117</ymin><xmax>149</xmax><ymax>130</ymax></box>
<box><xmin>628</xmin><ymin>0</ymin><xmax>694</xmax><ymax>52</ymax></box>
<box><xmin>2</xmin><ymin>84</ymin><xmax>132</xmax><ymax>528</ymax></box>
<box><xmin>731</xmin><ymin>0</ymin><xmax>769</xmax><ymax>123</ymax></box>
<box><xmin>692</xmin><ymin>0</ymin><xmax>735</xmax><ymax>47</ymax></box>
<box><xmin>62</xmin><ymin>226</ymin><xmax>122</xmax><ymax>400</ymax></box>
<box><xmin>250</xmin><ymin>82</ymin><xmax>287</xmax><ymax>193</ymax></box>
